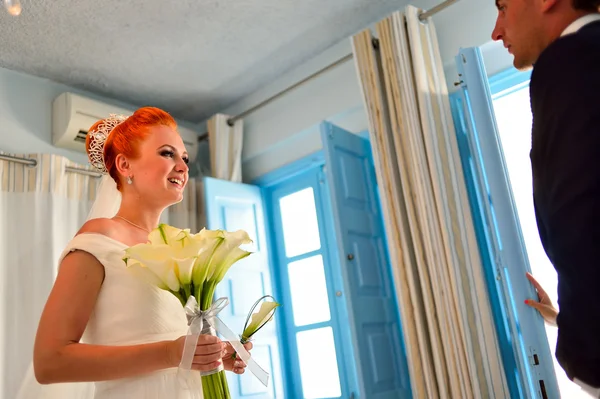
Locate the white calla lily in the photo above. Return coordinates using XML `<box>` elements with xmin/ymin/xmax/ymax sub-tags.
<box><xmin>207</xmin><ymin>229</ymin><xmax>252</xmax><ymax>283</ymax></box>
<box><xmin>124</xmin><ymin>243</ymin><xmax>180</xmax><ymax>292</ymax></box>
<box><xmin>244</xmin><ymin>300</ymin><xmax>280</xmax><ymax>338</ymax></box>
<box><xmin>148</xmin><ymin>224</ymin><xmax>185</xmax><ymax>246</ymax></box>
<box><xmin>173</xmin><ymin>233</ymin><xmax>205</xmax><ymax>260</ymax></box>
<box><xmin>175</xmin><ymin>256</ymin><xmax>197</xmax><ymax>286</ymax></box>
<box><xmin>128</xmin><ymin>260</ymin><xmax>169</xmax><ymax>291</ymax></box>
<box><xmin>187</xmin><ymin>229</ymin><xmax>223</xmax><ymax>301</ymax></box>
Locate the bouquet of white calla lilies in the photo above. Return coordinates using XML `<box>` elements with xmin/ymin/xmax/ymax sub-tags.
<box><xmin>122</xmin><ymin>224</ymin><xmax>266</xmax><ymax>399</ymax></box>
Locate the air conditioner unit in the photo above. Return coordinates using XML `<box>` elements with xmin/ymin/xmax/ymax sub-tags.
<box><xmin>52</xmin><ymin>92</ymin><xmax>199</xmax><ymax>163</ymax></box>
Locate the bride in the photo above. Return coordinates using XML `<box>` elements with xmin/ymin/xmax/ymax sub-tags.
<box><xmin>18</xmin><ymin>107</ymin><xmax>250</xmax><ymax>398</ymax></box>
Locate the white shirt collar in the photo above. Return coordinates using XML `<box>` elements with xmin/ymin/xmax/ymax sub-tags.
<box><xmin>561</xmin><ymin>13</ymin><xmax>600</xmax><ymax>36</ymax></box>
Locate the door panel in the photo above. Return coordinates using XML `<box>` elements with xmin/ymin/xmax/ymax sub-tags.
<box><xmin>204</xmin><ymin>177</ymin><xmax>284</xmax><ymax>398</ymax></box>
<box><xmin>321</xmin><ymin>122</ymin><xmax>411</xmax><ymax>399</ymax></box>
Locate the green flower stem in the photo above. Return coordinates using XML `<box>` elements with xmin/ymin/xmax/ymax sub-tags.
<box><xmin>201</xmin><ymin>371</ymin><xmax>230</xmax><ymax>399</ymax></box>
<box><xmin>201</xmin><ymin>281</ymin><xmax>217</xmax><ymax>310</ymax></box>
<box><xmin>194</xmin><ymin>284</ymin><xmax>202</xmax><ymax>304</ymax></box>
<box><xmin>217</xmin><ymin>373</ymin><xmax>225</xmax><ymax>397</ymax></box>
<box><xmin>231</xmin><ymin>337</ymin><xmax>249</xmax><ymax>360</ymax></box>
<box><xmin>182</xmin><ymin>284</ymin><xmax>191</xmax><ymax>301</ymax></box>
<box><xmin>172</xmin><ymin>290</ymin><xmax>186</xmax><ymax>307</ymax></box>
<box><xmin>198</xmin><ymin>281</ymin><xmax>231</xmax><ymax>398</ymax></box>
<box><xmin>221</xmin><ymin>372</ymin><xmax>231</xmax><ymax>397</ymax></box>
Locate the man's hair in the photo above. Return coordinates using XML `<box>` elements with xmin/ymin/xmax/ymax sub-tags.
<box><xmin>572</xmin><ymin>0</ymin><xmax>600</xmax><ymax>11</ymax></box>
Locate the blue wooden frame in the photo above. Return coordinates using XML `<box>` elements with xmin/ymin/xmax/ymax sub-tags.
<box><xmin>203</xmin><ymin>176</ymin><xmax>286</xmax><ymax>398</ymax></box>
<box><xmin>488</xmin><ymin>67</ymin><xmax>532</xmax><ymax>100</ymax></box>
<box><xmin>451</xmin><ymin>52</ymin><xmax>558</xmax><ymax>398</ymax></box>
<box><xmin>256</xmin><ymin>151</ymin><xmax>353</xmax><ymax>399</ymax></box>
<box><xmin>252</xmin><ymin>152</ymin><xmax>325</xmax><ymax>188</ymax></box>
<box><xmin>449</xmin><ymin>91</ymin><xmax>523</xmax><ymax>399</ymax></box>
<box><xmin>260</xmin><ymin>193</ymin><xmax>293</xmax><ymax>399</ymax></box>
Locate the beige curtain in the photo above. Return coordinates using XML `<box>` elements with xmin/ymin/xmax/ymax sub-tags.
<box><xmin>1</xmin><ymin>153</ymin><xmax>100</xmax><ymax>399</ymax></box>
<box><xmin>207</xmin><ymin>114</ymin><xmax>244</xmax><ymax>182</ymax></box>
<box><xmin>166</xmin><ymin>178</ymin><xmax>205</xmax><ymax>232</ymax></box>
<box><xmin>351</xmin><ymin>6</ymin><xmax>508</xmax><ymax>399</ymax></box>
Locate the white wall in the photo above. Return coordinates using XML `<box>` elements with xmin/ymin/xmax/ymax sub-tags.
<box><xmin>0</xmin><ymin>67</ymin><xmax>206</xmax><ymax>173</ymax></box>
<box><xmin>203</xmin><ymin>0</ymin><xmax>515</xmax><ymax>182</ymax></box>
<box><xmin>0</xmin><ymin>67</ymin><xmax>87</xmax><ymax>164</ymax></box>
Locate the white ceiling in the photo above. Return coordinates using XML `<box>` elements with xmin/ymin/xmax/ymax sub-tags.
<box><xmin>0</xmin><ymin>0</ymin><xmax>412</xmax><ymax>122</ymax></box>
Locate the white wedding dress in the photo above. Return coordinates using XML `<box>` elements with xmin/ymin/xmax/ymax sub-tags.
<box><xmin>17</xmin><ymin>232</ymin><xmax>202</xmax><ymax>399</ymax></box>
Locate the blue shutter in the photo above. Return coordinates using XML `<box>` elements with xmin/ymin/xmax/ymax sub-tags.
<box><xmin>320</xmin><ymin>122</ymin><xmax>412</xmax><ymax>399</ymax></box>
<box><xmin>454</xmin><ymin>47</ymin><xmax>559</xmax><ymax>399</ymax></box>
<box><xmin>448</xmin><ymin>90</ymin><xmax>522</xmax><ymax>399</ymax></box>
<box><xmin>203</xmin><ymin>177</ymin><xmax>285</xmax><ymax>399</ymax></box>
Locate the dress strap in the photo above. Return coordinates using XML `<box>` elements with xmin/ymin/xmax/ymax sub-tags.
<box><xmin>58</xmin><ymin>233</ymin><xmax>127</xmax><ymax>269</ymax></box>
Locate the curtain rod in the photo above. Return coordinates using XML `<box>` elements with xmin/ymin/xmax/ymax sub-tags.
<box><xmin>419</xmin><ymin>0</ymin><xmax>458</xmax><ymax>20</ymax></box>
<box><xmin>0</xmin><ymin>153</ymin><xmax>102</xmax><ymax>177</ymax></box>
<box><xmin>198</xmin><ymin>0</ymin><xmax>459</xmax><ymax>143</ymax></box>
<box><xmin>197</xmin><ymin>52</ymin><xmax>353</xmax><ymax>142</ymax></box>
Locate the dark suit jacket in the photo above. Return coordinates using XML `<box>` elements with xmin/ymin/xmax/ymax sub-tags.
<box><xmin>530</xmin><ymin>19</ymin><xmax>600</xmax><ymax>387</ymax></box>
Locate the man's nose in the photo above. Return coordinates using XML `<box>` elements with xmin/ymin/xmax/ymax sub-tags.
<box><xmin>491</xmin><ymin>20</ymin><xmax>503</xmax><ymax>42</ymax></box>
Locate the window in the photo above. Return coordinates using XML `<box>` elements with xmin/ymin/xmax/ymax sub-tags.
<box><xmin>279</xmin><ymin>188</ymin><xmax>321</xmax><ymax>258</ymax></box>
<box><xmin>258</xmin><ymin>123</ymin><xmax>410</xmax><ymax>398</ymax></box>
<box><xmin>266</xmin><ymin>165</ymin><xmax>346</xmax><ymax>399</ymax></box>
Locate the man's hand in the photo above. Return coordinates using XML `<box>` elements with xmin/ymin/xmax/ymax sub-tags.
<box><xmin>525</xmin><ymin>272</ymin><xmax>558</xmax><ymax>327</ymax></box>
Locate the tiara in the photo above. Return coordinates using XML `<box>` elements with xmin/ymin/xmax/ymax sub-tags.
<box><xmin>88</xmin><ymin>114</ymin><xmax>129</xmax><ymax>173</ymax></box>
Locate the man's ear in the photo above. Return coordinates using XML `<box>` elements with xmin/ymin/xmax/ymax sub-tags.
<box><xmin>539</xmin><ymin>0</ymin><xmax>559</xmax><ymax>13</ymax></box>
<box><xmin>114</xmin><ymin>153</ymin><xmax>131</xmax><ymax>178</ymax></box>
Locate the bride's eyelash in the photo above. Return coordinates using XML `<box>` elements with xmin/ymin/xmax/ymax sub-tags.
<box><xmin>160</xmin><ymin>150</ymin><xmax>175</xmax><ymax>158</ymax></box>
<box><xmin>161</xmin><ymin>150</ymin><xmax>189</xmax><ymax>164</ymax></box>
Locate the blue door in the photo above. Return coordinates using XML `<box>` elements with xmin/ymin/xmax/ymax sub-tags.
<box><xmin>320</xmin><ymin>122</ymin><xmax>412</xmax><ymax>399</ymax></box>
<box><xmin>454</xmin><ymin>47</ymin><xmax>559</xmax><ymax>399</ymax></box>
<box><xmin>203</xmin><ymin>177</ymin><xmax>285</xmax><ymax>399</ymax></box>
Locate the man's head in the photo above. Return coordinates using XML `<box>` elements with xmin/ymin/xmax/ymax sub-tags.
<box><xmin>491</xmin><ymin>0</ymin><xmax>599</xmax><ymax>69</ymax></box>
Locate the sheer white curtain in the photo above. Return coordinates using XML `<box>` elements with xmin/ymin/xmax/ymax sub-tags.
<box><xmin>0</xmin><ymin>153</ymin><xmax>100</xmax><ymax>399</ymax></box>
<box><xmin>4</xmin><ymin>151</ymin><xmax>203</xmax><ymax>399</ymax></box>
<box><xmin>351</xmin><ymin>6</ymin><xmax>508</xmax><ymax>399</ymax></box>
<box><xmin>207</xmin><ymin>114</ymin><xmax>243</xmax><ymax>183</ymax></box>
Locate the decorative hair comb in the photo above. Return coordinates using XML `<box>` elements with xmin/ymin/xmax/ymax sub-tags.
<box><xmin>88</xmin><ymin>114</ymin><xmax>129</xmax><ymax>173</ymax></box>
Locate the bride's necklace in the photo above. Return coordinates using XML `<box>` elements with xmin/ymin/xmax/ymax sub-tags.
<box><xmin>114</xmin><ymin>215</ymin><xmax>152</xmax><ymax>234</ymax></box>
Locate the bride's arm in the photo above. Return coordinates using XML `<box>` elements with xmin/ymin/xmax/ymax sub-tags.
<box><xmin>33</xmin><ymin>249</ymin><xmax>223</xmax><ymax>384</ymax></box>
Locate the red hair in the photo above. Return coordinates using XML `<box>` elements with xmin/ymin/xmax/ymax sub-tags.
<box><xmin>86</xmin><ymin>106</ymin><xmax>178</xmax><ymax>189</ymax></box>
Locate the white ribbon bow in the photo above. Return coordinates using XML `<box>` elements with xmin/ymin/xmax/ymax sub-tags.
<box><xmin>177</xmin><ymin>296</ymin><xmax>270</xmax><ymax>395</ymax></box>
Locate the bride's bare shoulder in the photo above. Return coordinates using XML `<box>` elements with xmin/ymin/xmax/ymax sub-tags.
<box><xmin>76</xmin><ymin>218</ymin><xmax>118</xmax><ymax>236</ymax></box>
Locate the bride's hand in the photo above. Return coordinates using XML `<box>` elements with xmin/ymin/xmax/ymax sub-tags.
<box><xmin>169</xmin><ymin>334</ymin><xmax>226</xmax><ymax>371</ymax></box>
<box><xmin>222</xmin><ymin>341</ymin><xmax>253</xmax><ymax>374</ymax></box>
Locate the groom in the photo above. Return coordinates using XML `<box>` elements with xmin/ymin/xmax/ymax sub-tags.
<box><xmin>490</xmin><ymin>0</ymin><xmax>600</xmax><ymax>393</ymax></box>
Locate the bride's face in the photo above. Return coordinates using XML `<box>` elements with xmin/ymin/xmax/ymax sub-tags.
<box><xmin>124</xmin><ymin>125</ymin><xmax>189</xmax><ymax>206</ymax></box>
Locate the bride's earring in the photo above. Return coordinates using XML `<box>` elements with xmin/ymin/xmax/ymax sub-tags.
<box><xmin>127</xmin><ymin>176</ymin><xmax>133</xmax><ymax>185</ymax></box>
